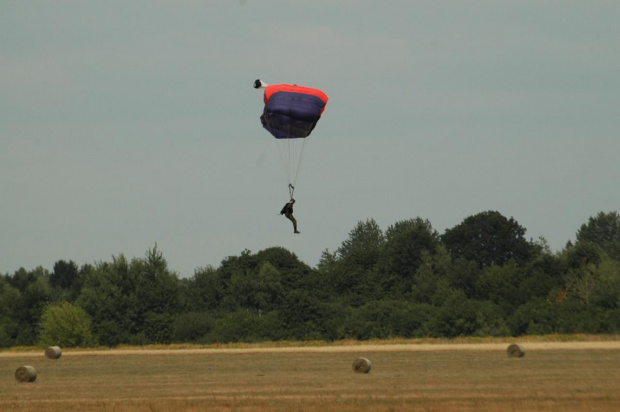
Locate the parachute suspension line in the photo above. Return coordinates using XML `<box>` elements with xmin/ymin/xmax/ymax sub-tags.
<box><xmin>272</xmin><ymin>138</ymin><xmax>291</xmax><ymax>192</ymax></box>
<box><xmin>290</xmin><ymin>136</ymin><xmax>308</xmax><ymax>194</ymax></box>
<box><xmin>272</xmin><ymin>135</ymin><xmax>299</xmax><ymax>198</ymax></box>
<box><xmin>272</xmin><ymin>124</ymin><xmax>310</xmax><ymax>199</ymax></box>
<box><xmin>287</xmin><ymin>136</ymin><xmax>293</xmax><ymax>186</ymax></box>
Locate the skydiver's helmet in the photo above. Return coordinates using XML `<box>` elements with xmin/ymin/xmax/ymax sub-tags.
<box><xmin>253</xmin><ymin>79</ymin><xmax>268</xmax><ymax>89</ymax></box>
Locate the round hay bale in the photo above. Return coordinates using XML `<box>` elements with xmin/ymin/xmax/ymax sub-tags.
<box><xmin>507</xmin><ymin>343</ymin><xmax>525</xmax><ymax>358</ymax></box>
<box><xmin>15</xmin><ymin>366</ymin><xmax>37</xmax><ymax>383</ymax></box>
<box><xmin>352</xmin><ymin>357</ymin><xmax>372</xmax><ymax>374</ymax></box>
<box><xmin>45</xmin><ymin>346</ymin><xmax>62</xmax><ymax>359</ymax></box>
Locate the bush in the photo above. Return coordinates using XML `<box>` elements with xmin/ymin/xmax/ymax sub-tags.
<box><xmin>173</xmin><ymin>312</ymin><xmax>215</xmax><ymax>342</ymax></box>
<box><xmin>96</xmin><ymin>320</ymin><xmax>125</xmax><ymax>347</ymax></box>
<box><xmin>508</xmin><ymin>298</ymin><xmax>558</xmax><ymax>335</ymax></box>
<box><xmin>202</xmin><ymin>310</ymin><xmax>283</xmax><ymax>343</ymax></box>
<box><xmin>38</xmin><ymin>301</ymin><xmax>95</xmax><ymax>347</ymax></box>
<box><xmin>427</xmin><ymin>290</ymin><xmax>507</xmax><ymax>337</ymax></box>
<box><xmin>350</xmin><ymin>300</ymin><xmax>432</xmax><ymax>340</ymax></box>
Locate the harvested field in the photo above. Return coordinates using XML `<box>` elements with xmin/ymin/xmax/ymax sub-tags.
<box><xmin>1</xmin><ymin>341</ymin><xmax>619</xmax><ymax>411</ymax></box>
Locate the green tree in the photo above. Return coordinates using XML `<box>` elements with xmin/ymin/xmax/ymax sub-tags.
<box><xmin>255</xmin><ymin>247</ymin><xmax>312</xmax><ymax>290</ymax></box>
<box><xmin>0</xmin><ymin>276</ymin><xmax>21</xmax><ymax>347</ymax></box>
<box><xmin>38</xmin><ymin>301</ymin><xmax>95</xmax><ymax>347</ymax></box>
<box><xmin>77</xmin><ymin>247</ymin><xmax>181</xmax><ymax>345</ymax></box>
<box><xmin>50</xmin><ymin>260</ymin><xmax>79</xmax><ymax>290</ymax></box>
<box><xmin>378</xmin><ymin>218</ymin><xmax>440</xmax><ymax>298</ymax></box>
<box><xmin>518</xmin><ymin>253</ymin><xmax>567</xmax><ymax>302</ymax></box>
<box><xmin>278</xmin><ymin>289</ymin><xmax>324</xmax><ymax>340</ymax></box>
<box><xmin>565</xmin><ymin>263</ymin><xmax>598</xmax><ymax>306</ymax></box>
<box><xmin>428</xmin><ymin>288</ymin><xmax>503</xmax><ymax>337</ymax></box>
<box><xmin>180</xmin><ymin>266</ymin><xmax>222</xmax><ymax>312</ymax></box>
<box><xmin>76</xmin><ymin>255</ymin><xmax>134</xmax><ymax>346</ymax></box>
<box><xmin>132</xmin><ymin>246</ymin><xmax>180</xmax><ymax>343</ymax></box>
<box><xmin>216</xmin><ymin>248</ymin><xmax>311</xmax><ymax>306</ymax></box>
<box><xmin>254</xmin><ymin>262</ymin><xmax>284</xmax><ymax>312</ymax></box>
<box><xmin>315</xmin><ymin>256</ymin><xmax>369</xmax><ymax>306</ymax></box>
<box><xmin>8</xmin><ymin>267</ymin><xmax>37</xmax><ymax>292</ymax></box>
<box><xmin>205</xmin><ymin>310</ymin><xmax>284</xmax><ymax>343</ymax></box>
<box><xmin>50</xmin><ymin>259</ymin><xmax>85</xmax><ymax>302</ymax></box>
<box><xmin>445</xmin><ymin>257</ymin><xmax>482</xmax><ymax>299</ymax></box>
<box><xmin>411</xmin><ymin>247</ymin><xmax>451</xmax><ymax>303</ymax></box>
<box><xmin>576</xmin><ymin>211</ymin><xmax>620</xmax><ymax>260</ymax></box>
<box><xmin>565</xmin><ymin>241</ymin><xmax>602</xmax><ymax>268</ymax></box>
<box><xmin>590</xmin><ymin>255</ymin><xmax>620</xmax><ymax>309</ymax></box>
<box><xmin>313</xmin><ymin>249</ymin><xmax>342</xmax><ymax>299</ymax></box>
<box><xmin>352</xmin><ymin>300</ymin><xmax>432</xmax><ymax>339</ymax></box>
<box><xmin>225</xmin><ymin>269</ymin><xmax>256</xmax><ymax>311</ymax></box>
<box><xmin>337</xmin><ymin>219</ymin><xmax>385</xmax><ymax>270</ymax></box>
<box><xmin>442</xmin><ymin>211</ymin><xmax>534</xmax><ymax>268</ymax></box>
<box><xmin>172</xmin><ymin>312</ymin><xmax>215</xmax><ymax>342</ymax></box>
<box><xmin>14</xmin><ymin>268</ymin><xmax>52</xmax><ymax>345</ymax></box>
<box><xmin>476</xmin><ymin>262</ymin><xmax>523</xmax><ymax>313</ymax></box>
<box><xmin>508</xmin><ymin>298</ymin><xmax>559</xmax><ymax>335</ymax></box>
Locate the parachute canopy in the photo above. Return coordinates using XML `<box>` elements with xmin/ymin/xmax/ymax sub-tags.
<box><xmin>254</xmin><ymin>80</ymin><xmax>328</xmax><ymax>197</ymax></box>
<box><xmin>259</xmin><ymin>83</ymin><xmax>328</xmax><ymax>139</ymax></box>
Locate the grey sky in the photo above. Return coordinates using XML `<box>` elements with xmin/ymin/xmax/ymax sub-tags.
<box><xmin>2</xmin><ymin>1</ymin><xmax>619</xmax><ymax>277</ymax></box>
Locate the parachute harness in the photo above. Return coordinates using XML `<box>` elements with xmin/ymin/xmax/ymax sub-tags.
<box><xmin>288</xmin><ymin>184</ymin><xmax>295</xmax><ymax>199</ymax></box>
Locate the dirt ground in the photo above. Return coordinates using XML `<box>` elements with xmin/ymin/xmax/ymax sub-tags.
<box><xmin>3</xmin><ymin>340</ymin><xmax>619</xmax><ymax>357</ymax></box>
<box><xmin>2</xmin><ymin>339</ymin><xmax>619</xmax><ymax>412</ymax></box>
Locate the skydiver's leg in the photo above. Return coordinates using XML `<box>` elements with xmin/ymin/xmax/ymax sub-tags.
<box><xmin>291</xmin><ymin>216</ymin><xmax>298</xmax><ymax>233</ymax></box>
<box><xmin>286</xmin><ymin>214</ymin><xmax>299</xmax><ymax>233</ymax></box>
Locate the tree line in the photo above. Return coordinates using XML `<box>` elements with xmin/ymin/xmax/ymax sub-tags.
<box><xmin>1</xmin><ymin>210</ymin><xmax>619</xmax><ymax>348</ymax></box>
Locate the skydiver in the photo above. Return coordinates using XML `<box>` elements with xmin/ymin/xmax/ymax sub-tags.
<box><xmin>280</xmin><ymin>198</ymin><xmax>300</xmax><ymax>234</ymax></box>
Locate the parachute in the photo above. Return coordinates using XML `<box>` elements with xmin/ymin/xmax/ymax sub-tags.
<box><xmin>254</xmin><ymin>79</ymin><xmax>328</xmax><ymax>198</ymax></box>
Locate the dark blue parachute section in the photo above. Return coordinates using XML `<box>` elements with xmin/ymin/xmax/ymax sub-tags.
<box><xmin>260</xmin><ymin>84</ymin><xmax>328</xmax><ymax>139</ymax></box>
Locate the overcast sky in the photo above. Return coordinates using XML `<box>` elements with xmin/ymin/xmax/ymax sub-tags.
<box><xmin>2</xmin><ymin>1</ymin><xmax>619</xmax><ymax>277</ymax></box>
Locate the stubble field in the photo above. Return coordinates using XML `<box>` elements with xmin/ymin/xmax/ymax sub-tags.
<box><xmin>1</xmin><ymin>340</ymin><xmax>619</xmax><ymax>412</ymax></box>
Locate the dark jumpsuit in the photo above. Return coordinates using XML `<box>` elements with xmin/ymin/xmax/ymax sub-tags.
<box><xmin>280</xmin><ymin>202</ymin><xmax>299</xmax><ymax>233</ymax></box>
